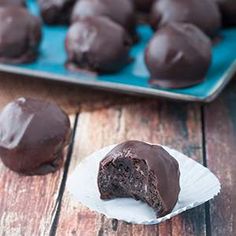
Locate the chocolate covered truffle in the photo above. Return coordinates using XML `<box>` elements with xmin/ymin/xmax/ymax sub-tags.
<box><xmin>38</xmin><ymin>0</ymin><xmax>76</xmax><ymax>25</ymax></box>
<box><xmin>151</xmin><ymin>0</ymin><xmax>222</xmax><ymax>37</ymax></box>
<box><xmin>71</xmin><ymin>0</ymin><xmax>136</xmax><ymax>39</ymax></box>
<box><xmin>0</xmin><ymin>0</ymin><xmax>25</xmax><ymax>7</ymax></box>
<box><xmin>145</xmin><ymin>23</ymin><xmax>212</xmax><ymax>89</ymax></box>
<box><xmin>215</xmin><ymin>0</ymin><xmax>236</xmax><ymax>26</ymax></box>
<box><xmin>98</xmin><ymin>141</ymin><xmax>180</xmax><ymax>217</ymax></box>
<box><xmin>65</xmin><ymin>16</ymin><xmax>131</xmax><ymax>73</ymax></box>
<box><xmin>0</xmin><ymin>98</ymin><xmax>71</xmax><ymax>175</ymax></box>
<box><xmin>0</xmin><ymin>7</ymin><xmax>41</xmax><ymax>64</ymax></box>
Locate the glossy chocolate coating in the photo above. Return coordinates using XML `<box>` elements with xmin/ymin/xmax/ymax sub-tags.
<box><xmin>71</xmin><ymin>0</ymin><xmax>136</xmax><ymax>38</ymax></box>
<box><xmin>151</xmin><ymin>0</ymin><xmax>222</xmax><ymax>37</ymax></box>
<box><xmin>0</xmin><ymin>98</ymin><xmax>71</xmax><ymax>175</ymax></box>
<box><xmin>98</xmin><ymin>141</ymin><xmax>180</xmax><ymax>217</ymax></box>
<box><xmin>0</xmin><ymin>0</ymin><xmax>25</xmax><ymax>7</ymax></box>
<box><xmin>65</xmin><ymin>16</ymin><xmax>131</xmax><ymax>73</ymax></box>
<box><xmin>215</xmin><ymin>0</ymin><xmax>236</xmax><ymax>26</ymax></box>
<box><xmin>0</xmin><ymin>7</ymin><xmax>41</xmax><ymax>64</ymax></box>
<box><xmin>38</xmin><ymin>0</ymin><xmax>76</xmax><ymax>25</ymax></box>
<box><xmin>145</xmin><ymin>23</ymin><xmax>212</xmax><ymax>89</ymax></box>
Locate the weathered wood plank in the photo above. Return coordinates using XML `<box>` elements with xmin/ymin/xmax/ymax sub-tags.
<box><xmin>0</xmin><ymin>116</ymin><xmax>76</xmax><ymax>236</ymax></box>
<box><xmin>0</xmin><ymin>72</ymin><xmax>133</xmax><ymax>115</ymax></box>
<box><xmin>56</xmin><ymin>99</ymin><xmax>205</xmax><ymax>236</ymax></box>
<box><xmin>204</xmin><ymin>82</ymin><xmax>236</xmax><ymax>236</ymax></box>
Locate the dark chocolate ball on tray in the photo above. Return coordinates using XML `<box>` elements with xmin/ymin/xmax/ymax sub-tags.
<box><xmin>0</xmin><ymin>98</ymin><xmax>71</xmax><ymax>175</ymax></box>
<box><xmin>150</xmin><ymin>0</ymin><xmax>222</xmax><ymax>37</ymax></box>
<box><xmin>38</xmin><ymin>0</ymin><xmax>77</xmax><ymax>25</ymax></box>
<box><xmin>0</xmin><ymin>7</ymin><xmax>41</xmax><ymax>64</ymax></box>
<box><xmin>98</xmin><ymin>140</ymin><xmax>181</xmax><ymax>217</ymax></box>
<box><xmin>65</xmin><ymin>16</ymin><xmax>132</xmax><ymax>74</ymax></box>
<box><xmin>71</xmin><ymin>0</ymin><xmax>137</xmax><ymax>40</ymax></box>
<box><xmin>145</xmin><ymin>23</ymin><xmax>212</xmax><ymax>89</ymax></box>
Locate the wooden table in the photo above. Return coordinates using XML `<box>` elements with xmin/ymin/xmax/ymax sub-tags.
<box><xmin>0</xmin><ymin>72</ymin><xmax>235</xmax><ymax>236</ymax></box>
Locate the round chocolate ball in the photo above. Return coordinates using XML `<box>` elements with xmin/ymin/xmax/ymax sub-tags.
<box><xmin>71</xmin><ymin>0</ymin><xmax>136</xmax><ymax>39</ymax></box>
<box><xmin>38</xmin><ymin>0</ymin><xmax>77</xmax><ymax>25</ymax></box>
<box><xmin>65</xmin><ymin>16</ymin><xmax>131</xmax><ymax>73</ymax></box>
<box><xmin>0</xmin><ymin>98</ymin><xmax>71</xmax><ymax>175</ymax></box>
<box><xmin>0</xmin><ymin>7</ymin><xmax>41</xmax><ymax>64</ymax></box>
<box><xmin>215</xmin><ymin>0</ymin><xmax>236</xmax><ymax>26</ymax></box>
<box><xmin>151</xmin><ymin>0</ymin><xmax>222</xmax><ymax>37</ymax></box>
<box><xmin>0</xmin><ymin>0</ymin><xmax>26</xmax><ymax>7</ymax></box>
<box><xmin>145</xmin><ymin>23</ymin><xmax>212</xmax><ymax>88</ymax></box>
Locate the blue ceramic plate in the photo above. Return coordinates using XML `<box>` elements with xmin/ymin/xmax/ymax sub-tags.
<box><xmin>0</xmin><ymin>0</ymin><xmax>236</xmax><ymax>102</ymax></box>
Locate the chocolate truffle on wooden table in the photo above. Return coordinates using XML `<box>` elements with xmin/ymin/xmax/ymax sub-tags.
<box><xmin>145</xmin><ymin>23</ymin><xmax>212</xmax><ymax>88</ymax></box>
<box><xmin>0</xmin><ymin>7</ymin><xmax>41</xmax><ymax>64</ymax></box>
<box><xmin>71</xmin><ymin>0</ymin><xmax>136</xmax><ymax>40</ymax></box>
<box><xmin>65</xmin><ymin>16</ymin><xmax>131</xmax><ymax>73</ymax></box>
<box><xmin>0</xmin><ymin>0</ymin><xmax>26</xmax><ymax>7</ymax></box>
<box><xmin>150</xmin><ymin>0</ymin><xmax>222</xmax><ymax>37</ymax></box>
<box><xmin>215</xmin><ymin>0</ymin><xmax>236</xmax><ymax>26</ymax></box>
<box><xmin>38</xmin><ymin>0</ymin><xmax>76</xmax><ymax>25</ymax></box>
<box><xmin>98</xmin><ymin>140</ymin><xmax>180</xmax><ymax>217</ymax></box>
<box><xmin>0</xmin><ymin>98</ymin><xmax>71</xmax><ymax>175</ymax></box>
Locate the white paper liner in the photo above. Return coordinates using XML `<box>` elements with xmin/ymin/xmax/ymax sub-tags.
<box><xmin>67</xmin><ymin>144</ymin><xmax>221</xmax><ymax>225</ymax></box>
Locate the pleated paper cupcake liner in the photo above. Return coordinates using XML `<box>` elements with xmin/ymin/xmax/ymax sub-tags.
<box><xmin>67</xmin><ymin>144</ymin><xmax>221</xmax><ymax>225</ymax></box>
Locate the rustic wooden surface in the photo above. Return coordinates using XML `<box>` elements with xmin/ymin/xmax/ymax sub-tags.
<box><xmin>0</xmin><ymin>116</ymin><xmax>76</xmax><ymax>236</ymax></box>
<box><xmin>0</xmin><ymin>72</ymin><xmax>235</xmax><ymax>236</ymax></box>
<box><xmin>204</xmin><ymin>82</ymin><xmax>236</xmax><ymax>236</ymax></box>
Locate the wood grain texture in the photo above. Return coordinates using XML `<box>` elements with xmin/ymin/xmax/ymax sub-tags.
<box><xmin>204</xmin><ymin>82</ymin><xmax>236</xmax><ymax>236</ymax></box>
<box><xmin>0</xmin><ymin>116</ymin><xmax>76</xmax><ymax>236</ymax></box>
<box><xmin>0</xmin><ymin>65</ymin><xmax>235</xmax><ymax>235</ymax></box>
<box><xmin>0</xmin><ymin>72</ymin><xmax>136</xmax><ymax>115</ymax></box>
<box><xmin>56</xmin><ymin>99</ymin><xmax>205</xmax><ymax>236</ymax></box>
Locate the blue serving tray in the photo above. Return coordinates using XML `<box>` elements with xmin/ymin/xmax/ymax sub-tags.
<box><xmin>0</xmin><ymin>0</ymin><xmax>236</xmax><ymax>102</ymax></box>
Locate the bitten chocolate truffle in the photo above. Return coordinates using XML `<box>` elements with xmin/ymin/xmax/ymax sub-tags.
<box><xmin>38</xmin><ymin>0</ymin><xmax>76</xmax><ymax>25</ymax></box>
<box><xmin>0</xmin><ymin>0</ymin><xmax>25</xmax><ymax>7</ymax></box>
<box><xmin>151</xmin><ymin>0</ymin><xmax>222</xmax><ymax>37</ymax></box>
<box><xmin>145</xmin><ymin>23</ymin><xmax>212</xmax><ymax>88</ymax></box>
<box><xmin>215</xmin><ymin>0</ymin><xmax>236</xmax><ymax>26</ymax></box>
<box><xmin>98</xmin><ymin>141</ymin><xmax>180</xmax><ymax>217</ymax></box>
<box><xmin>0</xmin><ymin>98</ymin><xmax>71</xmax><ymax>175</ymax></box>
<box><xmin>65</xmin><ymin>16</ymin><xmax>131</xmax><ymax>73</ymax></box>
<box><xmin>0</xmin><ymin>7</ymin><xmax>41</xmax><ymax>64</ymax></box>
<box><xmin>71</xmin><ymin>0</ymin><xmax>136</xmax><ymax>39</ymax></box>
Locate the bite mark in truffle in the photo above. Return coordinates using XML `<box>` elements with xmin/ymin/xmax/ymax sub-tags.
<box><xmin>98</xmin><ymin>140</ymin><xmax>180</xmax><ymax>217</ymax></box>
<box><xmin>0</xmin><ymin>98</ymin><xmax>71</xmax><ymax>175</ymax></box>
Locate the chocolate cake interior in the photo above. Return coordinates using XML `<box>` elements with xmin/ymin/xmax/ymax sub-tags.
<box><xmin>98</xmin><ymin>157</ymin><xmax>164</xmax><ymax>216</ymax></box>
